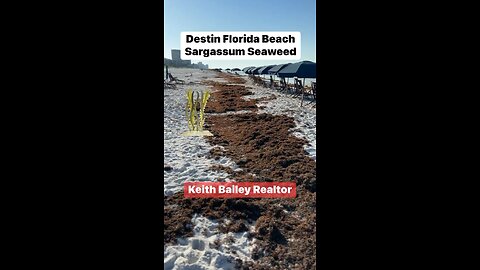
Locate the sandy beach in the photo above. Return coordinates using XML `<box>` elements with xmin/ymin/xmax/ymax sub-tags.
<box><xmin>164</xmin><ymin>68</ymin><xmax>316</xmax><ymax>269</ymax></box>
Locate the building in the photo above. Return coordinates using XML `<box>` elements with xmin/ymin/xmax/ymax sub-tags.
<box><xmin>164</xmin><ymin>49</ymin><xmax>206</xmax><ymax>69</ymax></box>
<box><xmin>169</xmin><ymin>49</ymin><xmax>191</xmax><ymax>67</ymax></box>
<box><xmin>192</xmin><ymin>62</ymin><xmax>208</xmax><ymax>69</ymax></box>
<box><xmin>171</xmin><ymin>49</ymin><xmax>181</xmax><ymax>61</ymax></box>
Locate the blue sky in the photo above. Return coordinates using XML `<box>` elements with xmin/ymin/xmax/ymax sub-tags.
<box><xmin>164</xmin><ymin>0</ymin><xmax>316</xmax><ymax>69</ymax></box>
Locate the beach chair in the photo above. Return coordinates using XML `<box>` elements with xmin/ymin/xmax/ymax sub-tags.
<box><xmin>311</xmin><ymin>82</ymin><xmax>316</xmax><ymax>101</ymax></box>
<box><xmin>276</xmin><ymin>79</ymin><xmax>283</xmax><ymax>91</ymax></box>
<box><xmin>272</xmin><ymin>81</ymin><xmax>279</xmax><ymax>89</ymax></box>
<box><xmin>293</xmin><ymin>78</ymin><xmax>304</xmax><ymax>98</ymax></box>
<box><xmin>278</xmin><ymin>77</ymin><xmax>288</xmax><ymax>92</ymax></box>
<box><xmin>168</xmin><ymin>73</ymin><xmax>185</xmax><ymax>84</ymax></box>
<box><xmin>300</xmin><ymin>81</ymin><xmax>317</xmax><ymax>106</ymax></box>
<box><xmin>305</xmin><ymin>81</ymin><xmax>316</xmax><ymax>106</ymax></box>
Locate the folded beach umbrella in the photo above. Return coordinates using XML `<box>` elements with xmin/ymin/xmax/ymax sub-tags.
<box><xmin>257</xmin><ymin>65</ymin><xmax>276</xmax><ymax>75</ymax></box>
<box><xmin>268</xmin><ymin>63</ymin><xmax>291</xmax><ymax>75</ymax></box>
<box><xmin>277</xmin><ymin>61</ymin><xmax>316</xmax><ymax>78</ymax></box>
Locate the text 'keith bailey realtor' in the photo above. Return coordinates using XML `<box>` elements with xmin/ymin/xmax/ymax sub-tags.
<box><xmin>181</xmin><ymin>31</ymin><xmax>301</xmax><ymax>60</ymax></box>
<box><xmin>183</xmin><ymin>182</ymin><xmax>297</xmax><ymax>198</ymax></box>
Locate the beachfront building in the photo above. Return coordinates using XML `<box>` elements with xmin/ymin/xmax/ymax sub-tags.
<box><xmin>171</xmin><ymin>49</ymin><xmax>181</xmax><ymax>61</ymax></box>
<box><xmin>169</xmin><ymin>49</ymin><xmax>191</xmax><ymax>67</ymax></box>
<box><xmin>164</xmin><ymin>49</ymin><xmax>208</xmax><ymax>69</ymax></box>
<box><xmin>192</xmin><ymin>62</ymin><xmax>208</xmax><ymax>69</ymax></box>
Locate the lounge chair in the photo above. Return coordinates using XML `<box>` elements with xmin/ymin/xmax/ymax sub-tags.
<box><xmin>277</xmin><ymin>77</ymin><xmax>288</xmax><ymax>92</ymax></box>
<box><xmin>306</xmin><ymin>82</ymin><xmax>316</xmax><ymax>106</ymax></box>
<box><xmin>269</xmin><ymin>76</ymin><xmax>277</xmax><ymax>89</ymax></box>
<box><xmin>300</xmin><ymin>81</ymin><xmax>316</xmax><ymax>106</ymax></box>
<box><xmin>293</xmin><ymin>78</ymin><xmax>304</xmax><ymax>98</ymax></box>
<box><xmin>168</xmin><ymin>73</ymin><xmax>185</xmax><ymax>84</ymax></box>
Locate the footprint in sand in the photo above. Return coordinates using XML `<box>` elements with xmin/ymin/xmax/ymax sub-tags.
<box><xmin>191</xmin><ymin>238</ymin><xmax>206</xmax><ymax>251</ymax></box>
<box><xmin>185</xmin><ymin>250</ymin><xmax>202</xmax><ymax>264</ymax></box>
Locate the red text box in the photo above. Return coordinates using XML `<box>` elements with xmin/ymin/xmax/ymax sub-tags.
<box><xmin>184</xmin><ymin>181</ymin><xmax>296</xmax><ymax>198</ymax></box>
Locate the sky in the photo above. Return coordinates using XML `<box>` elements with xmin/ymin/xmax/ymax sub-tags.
<box><xmin>164</xmin><ymin>0</ymin><xmax>316</xmax><ymax>69</ymax></box>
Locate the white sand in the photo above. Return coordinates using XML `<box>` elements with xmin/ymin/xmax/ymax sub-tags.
<box><xmin>164</xmin><ymin>68</ymin><xmax>239</xmax><ymax>196</ymax></box>
<box><xmin>164</xmin><ymin>214</ymin><xmax>255</xmax><ymax>270</ymax></box>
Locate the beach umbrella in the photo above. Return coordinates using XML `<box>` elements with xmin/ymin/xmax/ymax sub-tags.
<box><xmin>243</xmin><ymin>66</ymin><xmax>254</xmax><ymax>72</ymax></box>
<box><xmin>277</xmin><ymin>61</ymin><xmax>316</xmax><ymax>78</ymax></box>
<box><xmin>277</xmin><ymin>61</ymin><xmax>316</xmax><ymax>106</ymax></box>
<box><xmin>252</xmin><ymin>67</ymin><xmax>263</xmax><ymax>75</ymax></box>
<box><xmin>226</xmin><ymin>68</ymin><xmax>230</xmax><ymax>70</ymax></box>
<box><xmin>257</xmin><ymin>65</ymin><xmax>276</xmax><ymax>75</ymax></box>
<box><xmin>268</xmin><ymin>63</ymin><xmax>291</xmax><ymax>75</ymax></box>
<box><xmin>231</xmin><ymin>68</ymin><xmax>240</xmax><ymax>71</ymax></box>
<box><xmin>258</xmin><ymin>65</ymin><xmax>275</xmax><ymax>74</ymax></box>
<box><xmin>246</xmin><ymin>67</ymin><xmax>256</xmax><ymax>74</ymax></box>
